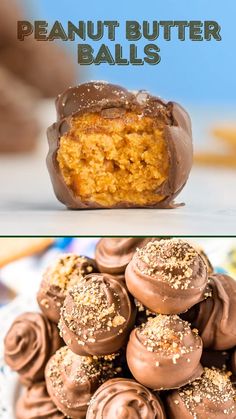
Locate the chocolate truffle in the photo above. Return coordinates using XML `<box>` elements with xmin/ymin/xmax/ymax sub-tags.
<box><xmin>16</xmin><ymin>382</ymin><xmax>65</xmax><ymax>419</ymax></box>
<box><xmin>166</xmin><ymin>367</ymin><xmax>236</xmax><ymax>418</ymax></box>
<box><xmin>86</xmin><ymin>378</ymin><xmax>166</xmax><ymax>418</ymax></box>
<box><xmin>47</xmin><ymin>82</ymin><xmax>193</xmax><ymax>209</ymax></box>
<box><xmin>37</xmin><ymin>253</ymin><xmax>97</xmax><ymax>323</ymax></box>
<box><xmin>45</xmin><ymin>346</ymin><xmax>119</xmax><ymax>419</ymax></box>
<box><xmin>125</xmin><ymin>239</ymin><xmax>209</xmax><ymax>315</ymax></box>
<box><xmin>0</xmin><ymin>67</ymin><xmax>40</xmax><ymax>153</ymax></box>
<box><xmin>190</xmin><ymin>274</ymin><xmax>236</xmax><ymax>350</ymax></box>
<box><xmin>95</xmin><ymin>238</ymin><xmax>145</xmax><ymax>275</ymax></box>
<box><xmin>4</xmin><ymin>312</ymin><xmax>62</xmax><ymax>385</ymax></box>
<box><xmin>126</xmin><ymin>315</ymin><xmax>203</xmax><ymax>390</ymax></box>
<box><xmin>59</xmin><ymin>273</ymin><xmax>136</xmax><ymax>356</ymax></box>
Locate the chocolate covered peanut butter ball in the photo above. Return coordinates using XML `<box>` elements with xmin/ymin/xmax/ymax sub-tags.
<box><xmin>166</xmin><ymin>367</ymin><xmax>236</xmax><ymax>418</ymax></box>
<box><xmin>86</xmin><ymin>378</ymin><xmax>166</xmax><ymax>419</ymax></box>
<box><xmin>47</xmin><ymin>82</ymin><xmax>193</xmax><ymax>209</ymax></box>
<box><xmin>37</xmin><ymin>253</ymin><xmax>97</xmax><ymax>323</ymax></box>
<box><xmin>45</xmin><ymin>346</ymin><xmax>120</xmax><ymax>419</ymax></box>
<box><xmin>95</xmin><ymin>238</ymin><xmax>145</xmax><ymax>275</ymax></box>
<box><xmin>4</xmin><ymin>312</ymin><xmax>62</xmax><ymax>385</ymax></box>
<box><xmin>125</xmin><ymin>239</ymin><xmax>209</xmax><ymax>314</ymax></box>
<box><xmin>189</xmin><ymin>274</ymin><xmax>236</xmax><ymax>350</ymax></box>
<box><xmin>126</xmin><ymin>315</ymin><xmax>203</xmax><ymax>390</ymax></box>
<box><xmin>16</xmin><ymin>382</ymin><xmax>65</xmax><ymax>419</ymax></box>
<box><xmin>59</xmin><ymin>273</ymin><xmax>136</xmax><ymax>356</ymax></box>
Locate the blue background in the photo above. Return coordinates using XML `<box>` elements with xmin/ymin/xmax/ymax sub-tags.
<box><xmin>22</xmin><ymin>0</ymin><xmax>235</xmax><ymax>105</ymax></box>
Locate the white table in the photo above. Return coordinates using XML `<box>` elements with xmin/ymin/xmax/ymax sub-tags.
<box><xmin>0</xmin><ymin>102</ymin><xmax>235</xmax><ymax>236</ymax></box>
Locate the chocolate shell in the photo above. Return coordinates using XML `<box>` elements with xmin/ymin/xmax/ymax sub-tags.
<box><xmin>16</xmin><ymin>382</ymin><xmax>65</xmax><ymax>419</ymax></box>
<box><xmin>47</xmin><ymin>81</ymin><xmax>193</xmax><ymax>209</ymax></box>
<box><xmin>37</xmin><ymin>253</ymin><xmax>97</xmax><ymax>323</ymax></box>
<box><xmin>4</xmin><ymin>312</ymin><xmax>62</xmax><ymax>385</ymax></box>
<box><xmin>86</xmin><ymin>378</ymin><xmax>166</xmax><ymax>418</ymax></box>
<box><xmin>95</xmin><ymin>238</ymin><xmax>145</xmax><ymax>275</ymax></box>
<box><xmin>59</xmin><ymin>273</ymin><xmax>136</xmax><ymax>356</ymax></box>
<box><xmin>45</xmin><ymin>346</ymin><xmax>119</xmax><ymax>419</ymax></box>
<box><xmin>126</xmin><ymin>315</ymin><xmax>203</xmax><ymax>390</ymax></box>
<box><xmin>190</xmin><ymin>274</ymin><xmax>236</xmax><ymax>350</ymax></box>
<box><xmin>166</xmin><ymin>367</ymin><xmax>236</xmax><ymax>418</ymax></box>
<box><xmin>125</xmin><ymin>239</ymin><xmax>209</xmax><ymax>315</ymax></box>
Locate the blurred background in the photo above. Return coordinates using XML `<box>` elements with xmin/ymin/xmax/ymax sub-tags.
<box><xmin>0</xmin><ymin>0</ymin><xmax>236</xmax><ymax>232</ymax></box>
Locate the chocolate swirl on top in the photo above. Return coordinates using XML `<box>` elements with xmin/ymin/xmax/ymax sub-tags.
<box><xmin>189</xmin><ymin>274</ymin><xmax>236</xmax><ymax>350</ymax></box>
<box><xmin>37</xmin><ymin>253</ymin><xmax>97</xmax><ymax>323</ymax></box>
<box><xmin>125</xmin><ymin>239</ymin><xmax>209</xmax><ymax>314</ymax></box>
<box><xmin>95</xmin><ymin>238</ymin><xmax>145</xmax><ymax>275</ymax></box>
<box><xmin>86</xmin><ymin>378</ymin><xmax>166</xmax><ymax>419</ymax></box>
<box><xmin>126</xmin><ymin>315</ymin><xmax>203</xmax><ymax>390</ymax></box>
<box><xmin>59</xmin><ymin>273</ymin><xmax>136</xmax><ymax>356</ymax></box>
<box><xmin>4</xmin><ymin>312</ymin><xmax>62</xmax><ymax>385</ymax></box>
<box><xmin>47</xmin><ymin>81</ymin><xmax>193</xmax><ymax>209</ymax></box>
<box><xmin>45</xmin><ymin>346</ymin><xmax>120</xmax><ymax>419</ymax></box>
<box><xmin>16</xmin><ymin>382</ymin><xmax>65</xmax><ymax>419</ymax></box>
<box><xmin>166</xmin><ymin>367</ymin><xmax>236</xmax><ymax>419</ymax></box>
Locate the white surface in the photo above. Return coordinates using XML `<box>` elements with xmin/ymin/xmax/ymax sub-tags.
<box><xmin>0</xmin><ymin>102</ymin><xmax>236</xmax><ymax>236</ymax></box>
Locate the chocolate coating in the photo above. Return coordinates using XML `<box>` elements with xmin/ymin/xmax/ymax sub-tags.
<box><xmin>16</xmin><ymin>382</ymin><xmax>65</xmax><ymax>419</ymax></box>
<box><xmin>190</xmin><ymin>274</ymin><xmax>236</xmax><ymax>350</ymax></box>
<box><xmin>4</xmin><ymin>312</ymin><xmax>62</xmax><ymax>385</ymax></box>
<box><xmin>125</xmin><ymin>239</ymin><xmax>209</xmax><ymax>315</ymax></box>
<box><xmin>95</xmin><ymin>238</ymin><xmax>145</xmax><ymax>275</ymax></box>
<box><xmin>166</xmin><ymin>367</ymin><xmax>236</xmax><ymax>418</ymax></box>
<box><xmin>47</xmin><ymin>81</ymin><xmax>193</xmax><ymax>209</ymax></box>
<box><xmin>126</xmin><ymin>315</ymin><xmax>203</xmax><ymax>390</ymax></box>
<box><xmin>59</xmin><ymin>273</ymin><xmax>136</xmax><ymax>356</ymax></box>
<box><xmin>86</xmin><ymin>378</ymin><xmax>166</xmax><ymax>419</ymax></box>
<box><xmin>45</xmin><ymin>346</ymin><xmax>119</xmax><ymax>419</ymax></box>
<box><xmin>37</xmin><ymin>253</ymin><xmax>97</xmax><ymax>323</ymax></box>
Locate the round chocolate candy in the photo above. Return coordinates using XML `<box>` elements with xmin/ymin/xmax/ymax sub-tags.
<box><xmin>4</xmin><ymin>312</ymin><xmax>62</xmax><ymax>385</ymax></box>
<box><xmin>126</xmin><ymin>314</ymin><xmax>203</xmax><ymax>390</ymax></box>
<box><xmin>59</xmin><ymin>273</ymin><xmax>136</xmax><ymax>356</ymax></box>
<box><xmin>86</xmin><ymin>378</ymin><xmax>166</xmax><ymax>418</ymax></box>
<box><xmin>45</xmin><ymin>346</ymin><xmax>119</xmax><ymax>419</ymax></box>
<box><xmin>125</xmin><ymin>239</ymin><xmax>209</xmax><ymax>315</ymax></box>
<box><xmin>190</xmin><ymin>274</ymin><xmax>236</xmax><ymax>350</ymax></box>
<box><xmin>37</xmin><ymin>253</ymin><xmax>97</xmax><ymax>323</ymax></box>
<box><xmin>166</xmin><ymin>367</ymin><xmax>236</xmax><ymax>418</ymax></box>
<box><xmin>95</xmin><ymin>238</ymin><xmax>145</xmax><ymax>275</ymax></box>
<box><xmin>16</xmin><ymin>382</ymin><xmax>65</xmax><ymax>419</ymax></box>
<box><xmin>47</xmin><ymin>82</ymin><xmax>193</xmax><ymax>209</ymax></box>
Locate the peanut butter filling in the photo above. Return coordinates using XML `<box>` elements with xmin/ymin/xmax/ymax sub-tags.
<box><xmin>57</xmin><ymin>111</ymin><xmax>169</xmax><ymax>206</ymax></box>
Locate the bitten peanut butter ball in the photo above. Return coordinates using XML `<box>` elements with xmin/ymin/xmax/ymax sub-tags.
<box><xmin>59</xmin><ymin>273</ymin><xmax>136</xmax><ymax>356</ymax></box>
<box><xmin>126</xmin><ymin>315</ymin><xmax>203</xmax><ymax>390</ymax></box>
<box><xmin>86</xmin><ymin>378</ymin><xmax>166</xmax><ymax>419</ymax></box>
<box><xmin>16</xmin><ymin>382</ymin><xmax>65</xmax><ymax>419</ymax></box>
<box><xmin>166</xmin><ymin>367</ymin><xmax>236</xmax><ymax>418</ymax></box>
<box><xmin>37</xmin><ymin>253</ymin><xmax>97</xmax><ymax>323</ymax></box>
<box><xmin>188</xmin><ymin>274</ymin><xmax>236</xmax><ymax>350</ymax></box>
<box><xmin>4</xmin><ymin>312</ymin><xmax>62</xmax><ymax>385</ymax></box>
<box><xmin>125</xmin><ymin>239</ymin><xmax>209</xmax><ymax>315</ymax></box>
<box><xmin>47</xmin><ymin>82</ymin><xmax>193</xmax><ymax>209</ymax></box>
<box><xmin>45</xmin><ymin>346</ymin><xmax>120</xmax><ymax>419</ymax></box>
